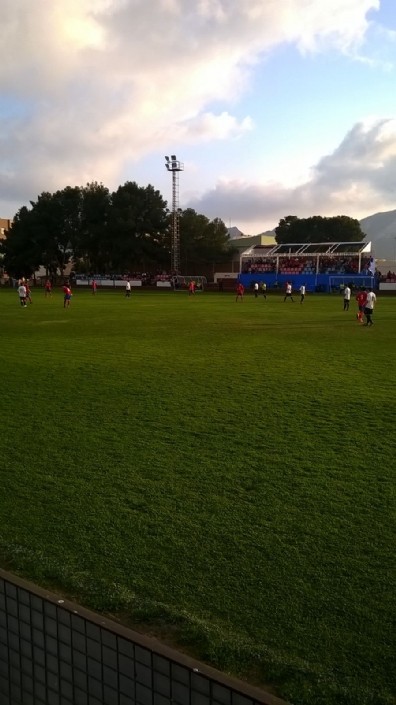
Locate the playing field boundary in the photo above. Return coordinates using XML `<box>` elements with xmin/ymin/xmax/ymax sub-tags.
<box><xmin>0</xmin><ymin>568</ymin><xmax>288</xmax><ymax>705</ymax></box>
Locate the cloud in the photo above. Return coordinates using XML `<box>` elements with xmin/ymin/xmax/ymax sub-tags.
<box><xmin>188</xmin><ymin>119</ymin><xmax>396</xmax><ymax>230</ymax></box>
<box><xmin>0</xmin><ymin>0</ymin><xmax>379</xmax><ymax>215</ymax></box>
<box><xmin>173</xmin><ymin>112</ymin><xmax>253</xmax><ymax>142</ymax></box>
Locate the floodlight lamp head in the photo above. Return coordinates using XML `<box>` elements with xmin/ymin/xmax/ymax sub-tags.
<box><xmin>171</xmin><ymin>155</ymin><xmax>177</xmax><ymax>160</ymax></box>
<box><xmin>165</xmin><ymin>156</ymin><xmax>170</xmax><ymax>161</ymax></box>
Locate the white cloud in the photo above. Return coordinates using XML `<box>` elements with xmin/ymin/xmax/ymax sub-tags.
<box><xmin>288</xmin><ymin>0</ymin><xmax>379</xmax><ymax>54</ymax></box>
<box><xmin>0</xmin><ymin>0</ymin><xmax>380</xmax><ymax>216</ymax></box>
<box><xmin>174</xmin><ymin>112</ymin><xmax>253</xmax><ymax>142</ymax></box>
<box><xmin>189</xmin><ymin>119</ymin><xmax>396</xmax><ymax>231</ymax></box>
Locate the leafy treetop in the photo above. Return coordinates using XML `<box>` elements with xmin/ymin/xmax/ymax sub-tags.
<box><xmin>275</xmin><ymin>215</ymin><xmax>366</xmax><ymax>244</ymax></box>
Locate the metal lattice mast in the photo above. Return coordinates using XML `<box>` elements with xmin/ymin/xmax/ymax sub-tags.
<box><xmin>171</xmin><ymin>169</ymin><xmax>180</xmax><ymax>274</ymax></box>
<box><xmin>165</xmin><ymin>155</ymin><xmax>184</xmax><ymax>274</ymax></box>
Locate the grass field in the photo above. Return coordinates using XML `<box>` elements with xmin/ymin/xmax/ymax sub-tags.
<box><xmin>0</xmin><ymin>286</ymin><xmax>395</xmax><ymax>705</ymax></box>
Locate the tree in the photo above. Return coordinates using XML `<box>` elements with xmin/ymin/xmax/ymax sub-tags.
<box><xmin>275</xmin><ymin>215</ymin><xmax>366</xmax><ymax>244</ymax></box>
<box><xmin>107</xmin><ymin>182</ymin><xmax>169</xmax><ymax>271</ymax></box>
<box><xmin>38</xmin><ymin>187</ymin><xmax>82</xmax><ymax>274</ymax></box>
<box><xmin>4</xmin><ymin>188</ymin><xmax>83</xmax><ymax>277</ymax></box>
<box><xmin>179</xmin><ymin>209</ymin><xmax>234</xmax><ymax>274</ymax></box>
<box><xmin>274</xmin><ymin>215</ymin><xmax>299</xmax><ymax>244</ymax></box>
<box><xmin>77</xmin><ymin>182</ymin><xmax>112</xmax><ymax>272</ymax></box>
<box><xmin>2</xmin><ymin>206</ymin><xmax>43</xmax><ymax>277</ymax></box>
<box><xmin>3</xmin><ymin>179</ymin><xmax>233</xmax><ymax>277</ymax></box>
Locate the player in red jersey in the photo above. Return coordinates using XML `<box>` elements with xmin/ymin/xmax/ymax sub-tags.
<box><xmin>188</xmin><ymin>280</ymin><xmax>195</xmax><ymax>295</ymax></box>
<box><xmin>25</xmin><ymin>281</ymin><xmax>33</xmax><ymax>304</ymax></box>
<box><xmin>355</xmin><ymin>289</ymin><xmax>367</xmax><ymax>324</ymax></box>
<box><xmin>63</xmin><ymin>282</ymin><xmax>72</xmax><ymax>308</ymax></box>
<box><xmin>45</xmin><ymin>279</ymin><xmax>52</xmax><ymax>297</ymax></box>
<box><xmin>236</xmin><ymin>282</ymin><xmax>244</xmax><ymax>302</ymax></box>
<box><xmin>91</xmin><ymin>279</ymin><xmax>97</xmax><ymax>295</ymax></box>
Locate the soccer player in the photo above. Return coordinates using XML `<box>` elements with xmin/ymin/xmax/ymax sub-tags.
<box><xmin>188</xmin><ymin>280</ymin><xmax>196</xmax><ymax>295</ymax></box>
<box><xmin>343</xmin><ymin>285</ymin><xmax>351</xmax><ymax>311</ymax></box>
<box><xmin>25</xmin><ymin>281</ymin><xmax>33</xmax><ymax>304</ymax></box>
<box><xmin>299</xmin><ymin>284</ymin><xmax>306</xmax><ymax>303</ymax></box>
<box><xmin>91</xmin><ymin>279</ymin><xmax>97</xmax><ymax>295</ymax></box>
<box><xmin>18</xmin><ymin>283</ymin><xmax>27</xmax><ymax>307</ymax></box>
<box><xmin>235</xmin><ymin>282</ymin><xmax>244</xmax><ymax>302</ymax></box>
<box><xmin>253</xmin><ymin>282</ymin><xmax>259</xmax><ymax>298</ymax></box>
<box><xmin>125</xmin><ymin>280</ymin><xmax>131</xmax><ymax>297</ymax></box>
<box><xmin>63</xmin><ymin>282</ymin><xmax>72</xmax><ymax>308</ymax></box>
<box><xmin>260</xmin><ymin>281</ymin><xmax>267</xmax><ymax>299</ymax></box>
<box><xmin>284</xmin><ymin>282</ymin><xmax>294</xmax><ymax>302</ymax></box>
<box><xmin>355</xmin><ymin>289</ymin><xmax>367</xmax><ymax>324</ymax></box>
<box><xmin>364</xmin><ymin>288</ymin><xmax>376</xmax><ymax>326</ymax></box>
<box><xmin>44</xmin><ymin>279</ymin><xmax>52</xmax><ymax>297</ymax></box>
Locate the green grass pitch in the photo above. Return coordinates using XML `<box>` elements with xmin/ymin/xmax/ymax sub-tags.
<box><xmin>0</xmin><ymin>287</ymin><xmax>395</xmax><ymax>705</ymax></box>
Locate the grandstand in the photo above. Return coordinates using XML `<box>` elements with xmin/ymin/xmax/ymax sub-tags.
<box><xmin>239</xmin><ymin>240</ymin><xmax>376</xmax><ymax>292</ymax></box>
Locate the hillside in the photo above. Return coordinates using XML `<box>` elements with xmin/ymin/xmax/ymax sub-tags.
<box><xmin>359</xmin><ymin>210</ymin><xmax>396</xmax><ymax>260</ymax></box>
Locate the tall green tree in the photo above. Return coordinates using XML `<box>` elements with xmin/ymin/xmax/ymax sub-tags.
<box><xmin>3</xmin><ymin>180</ymin><xmax>234</xmax><ymax>277</ymax></box>
<box><xmin>3</xmin><ymin>187</ymin><xmax>83</xmax><ymax>277</ymax></box>
<box><xmin>2</xmin><ymin>206</ymin><xmax>43</xmax><ymax>277</ymax></box>
<box><xmin>108</xmin><ymin>182</ymin><xmax>169</xmax><ymax>271</ymax></box>
<box><xmin>41</xmin><ymin>186</ymin><xmax>82</xmax><ymax>274</ymax></box>
<box><xmin>179</xmin><ymin>209</ymin><xmax>233</xmax><ymax>274</ymax></box>
<box><xmin>76</xmin><ymin>182</ymin><xmax>112</xmax><ymax>272</ymax></box>
<box><xmin>275</xmin><ymin>215</ymin><xmax>366</xmax><ymax>244</ymax></box>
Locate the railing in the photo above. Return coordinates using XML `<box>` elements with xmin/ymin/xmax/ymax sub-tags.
<box><xmin>0</xmin><ymin>568</ymin><xmax>287</xmax><ymax>705</ymax></box>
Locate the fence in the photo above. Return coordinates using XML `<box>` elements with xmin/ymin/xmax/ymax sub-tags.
<box><xmin>0</xmin><ymin>569</ymin><xmax>287</xmax><ymax>705</ymax></box>
<box><xmin>239</xmin><ymin>272</ymin><xmax>375</xmax><ymax>293</ymax></box>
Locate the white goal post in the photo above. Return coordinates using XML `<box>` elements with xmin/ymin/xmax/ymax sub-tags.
<box><xmin>172</xmin><ymin>275</ymin><xmax>207</xmax><ymax>291</ymax></box>
<box><xmin>329</xmin><ymin>275</ymin><xmax>374</xmax><ymax>292</ymax></box>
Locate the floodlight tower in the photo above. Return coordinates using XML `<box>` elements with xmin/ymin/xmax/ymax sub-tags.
<box><xmin>165</xmin><ymin>155</ymin><xmax>184</xmax><ymax>274</ymax></box>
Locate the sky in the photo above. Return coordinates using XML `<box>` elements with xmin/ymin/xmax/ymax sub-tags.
<box><xmin>1</xmin><ymin>0</ymin><xmax>396</xmax><ymax>235</ymax></box>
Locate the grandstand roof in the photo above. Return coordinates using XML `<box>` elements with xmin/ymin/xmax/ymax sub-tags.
<box><xmin>241</xmin><ymin>241</ymin><xmax>371</xmax><ymax>258</ymax></box>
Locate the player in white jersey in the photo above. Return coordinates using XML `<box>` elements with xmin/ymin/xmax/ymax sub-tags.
<box><xmin>283</xmin><ymin>282</ymin><xmax>294</xmax><ymax>302</ymax></box>
<box><xmin>343</xmin><ymin>285</ymin><xmax>351</xmax><ymax>311</ymax></box>
<box><xmin>18</xmin><ymin>284</ymin><xmax>27</xmax><ymax>307</ymax></box>
<box><xmin>364</xmin><ymin>289</ymin><xmax>376</xmax><ymax>326</ymax></box>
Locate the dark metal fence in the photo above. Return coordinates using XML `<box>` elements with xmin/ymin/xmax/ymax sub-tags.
<box><xmin>0</xmin><ymin>569</ymin><xmax>287</xmax><ymax>705</ymax></box>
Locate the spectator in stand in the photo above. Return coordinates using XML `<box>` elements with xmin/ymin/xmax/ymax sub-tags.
<box><xmin>284</xmin><ymin>282</ymin><xmax>294</xmax><ymax>302</ymax></box>
<box><xmin>364</xmin><ymin>289</ymin><xmax>376</xmax><ymax>326</ymax></box>
<box><xmin>355</xmin><ymin>289</ymin><xmax>367</xmax><ymax>324</ymax></box>
<box><xmin>343</xmin><ymin>285</ymin><xmax>351</xmax><ymax>311</ymax></box>
<box><xmin>236</xmin><ymin>282</ymin><xmax>244</xmax><ymax>302</ymax></box>
<box><xmin>319</xmin><ymin>256</ymin><xmax>360</xmax><ymax>275</ymax></box>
